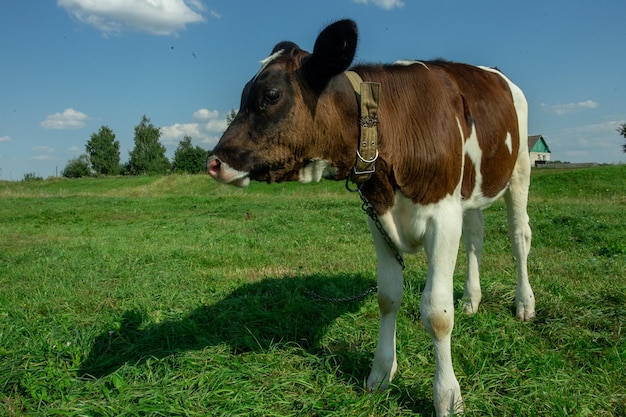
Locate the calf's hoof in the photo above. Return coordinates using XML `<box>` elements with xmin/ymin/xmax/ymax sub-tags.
<box><xmin>516</xmin><ymin>299</ymin><xmax>536</xmax><ymax>321</ymax></box>
<box><xmin>516</xmin><ymin>308</ymin><xmax>536</xmax><ymax>321</ymax></box>
<box><xmin>462</xmin><ymin>300</ymin><xmax>479</xmax><ymax>315</ymax></box>
<box><xmin>434</xmin><ymin>385</ymin><xmax>465</xmax><ymax>417</ymax></box>
<box><xmin>366</xmin><ymin>360</ymin><xmax>397</xmax><ymax>392</ymax></box>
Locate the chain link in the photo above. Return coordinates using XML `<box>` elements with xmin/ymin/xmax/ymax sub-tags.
<box><xmin>357</xmin><ymin>189</ymin><xmax>406</xmax><ymax>270</ymax></box>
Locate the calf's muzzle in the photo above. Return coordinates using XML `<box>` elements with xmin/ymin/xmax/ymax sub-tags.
<box><xmin>206</xmin><ymin>154</ymin><xmax>221</xmax><ymax>178</ymax></box>
<box><xmin>206</xmin><ymin>153</ymin><xmax>251</xmax><ymax>188</ymax></box>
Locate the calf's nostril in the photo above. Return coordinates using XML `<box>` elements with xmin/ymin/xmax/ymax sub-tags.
<box><xmin>207</xmin><ymin>157</ymin><xmax>221</xmax><ymax>177</ymax></box>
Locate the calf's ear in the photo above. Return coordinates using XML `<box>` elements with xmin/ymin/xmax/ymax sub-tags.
<box><xmin>302</xmin><ymin>19</ymin><xmax>358</xmax><ymax>91</ymax></box>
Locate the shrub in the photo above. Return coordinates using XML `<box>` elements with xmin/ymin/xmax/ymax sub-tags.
<box><xmin>62</xmin><ymin>154</ymin><xmax>92</xmax><ymax>178</ymax></box>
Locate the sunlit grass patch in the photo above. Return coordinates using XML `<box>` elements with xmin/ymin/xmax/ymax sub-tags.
<box><xmin>1</xmin><ymin>166</ymin><xmax>624</xmax><ymax>416</ymax></box>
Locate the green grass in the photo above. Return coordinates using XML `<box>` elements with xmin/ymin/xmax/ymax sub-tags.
<box><xmin>1</xmin><ymin>166</ymin><xmax>625</xmax><ymax>416</ymax></box>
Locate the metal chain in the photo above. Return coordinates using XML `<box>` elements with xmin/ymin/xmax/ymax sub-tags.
<box><xmin>307</xmin><ymin>285</ymin><xmax>378</xmax><ymax>303</ymax></box>
<box><xmin>309</xmin><ymin>181</ymin><xmax>405</xmax><ymax>304</ymax></box>
<box><xmin>356</xmin><ymin>188</ymin><xmax>406</xmax><ymax>270</ymax></box>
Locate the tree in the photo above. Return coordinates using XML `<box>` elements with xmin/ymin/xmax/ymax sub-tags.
<box><xmin>86</xmin><ymin>125</ymin><xmax>120</xmax><ymax>175</ymax></box>
<box><xmin>618</xmin><ymin>123</ymin><xmax>626</xmax><ymax>153</ymax></box>
<box><xmin>23</xmin><ymin>172</ymin><xmax>44</xmax><ymax>181</ymax></box>
<box><xmin>62</xmin><ymin>154</ymin><xmax>92</xmax><ymax>178</ymax></box>
<box><xmin>172</xmin><ymin>136</ymin><xmax>209</xmax><ymax>174</ymax></box>
<box><xmin>127</xmin><ymin>115</ymin><xmax>170</xmax><ymax>175</ymax></box>
<box><xmin>226</xmin><ymin>109</ymin><xmax>237</xmax><ymax>126</ymax></box>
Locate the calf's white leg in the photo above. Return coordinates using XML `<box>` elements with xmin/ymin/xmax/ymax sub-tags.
<box><xmin>504</xmin><ymin>157</ymin><xmax>535</xmax><ymax>321</ymax></box>
<box><xmin>462</xmin><ymin>209</ymin><xmax>484</xmax><ymax>314</ymax></box>
<box><xmin>421</xmin><ymin>206</ymin><xmax>465</xmax><ymax>416</ymax></box>
<box><xmin>366</xmin><ymin>216</ymin><xmax>404</xmax><ymax>391</ymax></box>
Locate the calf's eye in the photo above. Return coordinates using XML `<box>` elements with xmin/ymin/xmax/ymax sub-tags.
<box><xmin>263</xmin><ymin>89</ymin><xmax>280</xmax><ymax>105</ymax></box>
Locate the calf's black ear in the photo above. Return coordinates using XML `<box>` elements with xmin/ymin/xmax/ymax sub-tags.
<box><xmin>302</xmin><ymin>19</ymin><xmax>358</xmax><ymax>91</ymax></box>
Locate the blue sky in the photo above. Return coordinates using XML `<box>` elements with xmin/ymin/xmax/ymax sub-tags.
<box><xmin>1</xmin><ymin>0</ymin><xmax>625</xmax><ymax>180</ymax></box>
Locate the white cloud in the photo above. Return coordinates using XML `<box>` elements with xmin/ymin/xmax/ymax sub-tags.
<box><xmin>193</xmin><ymin>108</ymin><xmax>219</xmax><ymax>121</ymax></box>
<box><xmin>545</xmin><ymin>118</ymin><xmax>625</xmax><ymax>163</ymax></box>
<box><xmin>161</xmin><ymin>108</ymin><xmax>228</xmax><ymax>147</ymax></box>
<box><xmin>33</xmin><ymin>146</ymin><xmax>55</xmax><ymax>153</ymax></box>
<box><xmin>66</xmin><ymin>146</ymin><xmax>82</xmax><ymax>154</ymax></box>
<box><xmin>203</xmin><ymin>118</ymin><xmax>228</xmax><ymax>132</ymax></box>
<box><xmin>565</xmin><ymin>119</ymin><xmax>621</xmax><ymax>135</ymax></box>
<box><xmin>0</xmin><ymin>135</ymin><xmax>12</xmax><ymax>143</ymax></box>
<box><xmin>352</xmin><ymin>0</ymin><xmax>405</xmax><ymax>10</ymax></box>
<box><xmin>40</xmin><ymin>108</ymin><xmax>89</xmax><ymax>130</ymax></box>
<box><xmin>32</xmin><ymin>154</ymin><xmax>57</xmax><ymax>161</ymax></box>
<box><xmin>57</xmin><ymin>0</ymin><xmax>208</xmax><ymax>36</ymax></box>
<box><xmin>185</xmin><ymin>0</ymin><xmax>206</xmax><ymax>12</ymax></box>
<box><xmin>541</xmin><ymin>100</ymin><xmax>599</xmax><ymax>115</ymax></box>
<box><xmin>31</xmin><ymin>146</ymin><xmax>58</xmax><ymax>162</ymax></box>
<box><xmin>160</xmin><ymin>123</ymin><xmax>203</xmax><ymax>145</ymax></box>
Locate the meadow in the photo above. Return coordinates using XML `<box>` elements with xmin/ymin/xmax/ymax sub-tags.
<box><xmin>0</xmin><ymin>166</ymin><xmax>625</xmax><ymax>416</ymax></box>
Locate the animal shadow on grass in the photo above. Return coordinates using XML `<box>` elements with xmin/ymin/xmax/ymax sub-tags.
<box><xmin>79</xmin><ymin>273</ymin><xmax>376</xmax><ymax>383</ymax></box>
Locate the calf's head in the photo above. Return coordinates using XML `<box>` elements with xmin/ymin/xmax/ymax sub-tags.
<box><xmin>207</xmin><ymin>19</ymin><xmax>359</xmax><ymax>187</ymax></box>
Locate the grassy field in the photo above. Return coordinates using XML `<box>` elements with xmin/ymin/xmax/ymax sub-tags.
<box><xmin>1</xmin><ymin>166</ymin><xmax>625</xmax><ymax>416</ymax></box>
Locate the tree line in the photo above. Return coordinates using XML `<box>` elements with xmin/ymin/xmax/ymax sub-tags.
<box><xmin>62</xmin><ymin>115</ymin><xmax>210</xmax><ymax>178</ymax></box>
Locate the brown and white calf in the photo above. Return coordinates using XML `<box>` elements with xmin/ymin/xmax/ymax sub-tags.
<box><xmin>207</xmin><ymin>19</ymin><xmax>535</xmax><ymax>416</ymax></box>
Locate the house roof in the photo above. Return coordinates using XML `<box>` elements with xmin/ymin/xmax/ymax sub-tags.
<box><xmin>528</xmin><ymin>135</ymin><xmax>551</xmax><ymax>153</ymax></box>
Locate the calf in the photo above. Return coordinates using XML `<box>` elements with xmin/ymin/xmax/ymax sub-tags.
<box><xmin>207</xmin><ymin>19</ymin><xmax>535</xmax><ymax>416</ymax></box>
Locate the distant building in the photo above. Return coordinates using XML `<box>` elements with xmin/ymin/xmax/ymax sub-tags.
<box><xmin>529</xmin><ymin>135</ymin><xmax>551</xmax><ymax>165</ymax></box>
